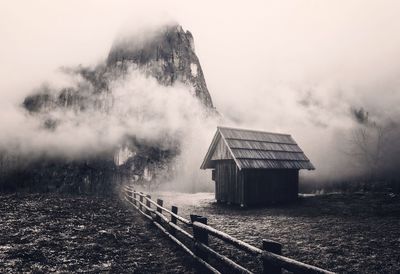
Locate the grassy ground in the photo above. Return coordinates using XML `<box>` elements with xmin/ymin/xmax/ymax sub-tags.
<box><xmin>1</xmin><ymin>192</ymin><xmax>399</xmax><ymax>273</ymax></box>
<box><xmin>155</xmin><ymin>191</ymin><xmax>400</xmax><ymax>273</ymax></box>
<box><xmin>0</xmin><ymin>194</ymin><xmax>195</xmax><ymax>273</ymax></box>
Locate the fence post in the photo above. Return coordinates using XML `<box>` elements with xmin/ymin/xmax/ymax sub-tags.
<box><xmin>139</xmin><ymin>192</ymin><xmax>143</xmax><ymax>211</ymax></box>
<box><xmin>170</xmin><ymin>206</ymin><xmax>178</xmax><ymax>236</ymax></box>
<box><xmin>190</xmin><ymin>214</ymin><xmax>208</xmax><ymax>261</ymax></box>
<box><xmin>146</xmin><ymin>194</ymin><xmax>151</xmax><ymax>215</ymax></box>
<box><xmin>156</xmin><ymin>199</ymin><xmax>163</xmax><ymax>223</ymax></box>
<box><xmin>133</xmin><ymin>191</ymin><xmax>136</xmax><ymax>206</ymax></box>
<box><xmin>262</xmin><ymin>239</ymin><xmax>282</xmax><ymax>274</ymax></box>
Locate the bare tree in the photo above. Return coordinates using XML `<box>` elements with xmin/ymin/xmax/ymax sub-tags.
<box><xmin>347</xmin><ymin>107</ymin><xmax>397</xmax><ymax>182</ymax></box>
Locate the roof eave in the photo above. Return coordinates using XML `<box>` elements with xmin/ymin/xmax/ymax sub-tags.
<box><xmin>218</xmin><ymin>128</ymin><xmax>243</xmax><ymax>170</ymax></box>
<box><xmin>200</xmin><ymin>130</ymin><xmax>221</xmax><ymax>170</ymax></box>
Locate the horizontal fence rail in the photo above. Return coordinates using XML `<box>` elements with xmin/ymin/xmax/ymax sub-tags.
<box><xmin>122</xmin><ymin>186</ymin><xmax>334</xmax><ymax>274</ymax></box>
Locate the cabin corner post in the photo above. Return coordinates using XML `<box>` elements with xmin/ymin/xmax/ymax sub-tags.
<box><xmin>240</xmin><ymin>169</ymin><xmax>246</xmax><ymax>207</ymax></box>
<box><xmin>295</xmin><ymin>169</ymin><xmax>300</xmax><ymax>200</ymax></box>
<box><xmin>190</xmin><ymin>214</ymin><xmax>209</xmax><ymax>261</ymax></box>
<box><xmin>262</xmin><ymin>239</ymin><xmax>282</xmax><ymax>274</ymax></box>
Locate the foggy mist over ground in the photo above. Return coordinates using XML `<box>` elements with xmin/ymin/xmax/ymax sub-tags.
<box><xmin>1</xmin><ymin>1</ymin><xmax>400</xmax><ymax>188</ymax></box>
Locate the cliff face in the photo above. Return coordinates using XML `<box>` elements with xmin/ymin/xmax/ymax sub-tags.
<box><xmin>23</xmin><ymin>24</ymin><xmax>214</xmax><ymax>116</ymax></box>
<box><xmin>107</xmin><ymin>25</ymin><xmax>214</xmax><ymax>108</ymax></box>
<box><xmin>0</xmin><ymin>24</ymin><xmax>214</xmax><ymax>194</ymax></box>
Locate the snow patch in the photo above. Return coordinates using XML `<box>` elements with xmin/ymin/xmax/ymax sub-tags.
<box><xmin>190</xmin><ymin>63</ymin><xmax>198</xmax><ymax>77</ymax></box>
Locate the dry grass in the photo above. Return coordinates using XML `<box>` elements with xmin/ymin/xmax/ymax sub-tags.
<box><xmin>0</xmin><ymin>194</ymin><xmax>195</xmax><ymax>273</ymax></box>
<box><xmin>155</xmin><ymin>191</ymin><xmax>400</xmax><ymax>273</ymax></box>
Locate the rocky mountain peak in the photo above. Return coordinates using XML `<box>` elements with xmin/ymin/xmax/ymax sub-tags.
<box><xmin>107</xmin><ymin>24</ymin><xmax>214</xmax><ymax>108</ymax></box>
<box><xmin>1</xmin><ymin>24</ymin><xmax>216</xmax><ymax>194</ymax></box>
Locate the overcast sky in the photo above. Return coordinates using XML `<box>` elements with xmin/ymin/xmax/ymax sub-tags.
<box><xmin>1</xmin><ymin>0</ymin><xmax>400</xmax><ymax>178</ymax></box>
<box><xmin>2</xmin><ymin>1</ymin><xmax>399</xmax><ymax>100</ymax></box>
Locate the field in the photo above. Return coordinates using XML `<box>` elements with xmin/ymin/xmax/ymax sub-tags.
<box><xmin>1</xmin><ymin>192</ymin><xmax>399</xmax><ymax>273</ymax></box>
<box><xmin>155</xmin><ymin>191</ymin><xmax>400</xmax><ymax>273</ymax></box>
<box><xmin>0</xmin><ymin>194</ymin><xmax>194</xmax><ymax>273</ymax></box>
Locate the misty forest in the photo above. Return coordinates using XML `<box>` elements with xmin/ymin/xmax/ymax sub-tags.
<box><xmin>1</xmin><ymin>1</ymin><xmax>400</xmax><ymax>273</ymax></box>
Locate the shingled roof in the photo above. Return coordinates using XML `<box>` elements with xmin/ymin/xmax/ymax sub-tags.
<box><xmin>200</xmin><ymin>126</ymin><xmax>315</xmax><ymax>170</ymax></box>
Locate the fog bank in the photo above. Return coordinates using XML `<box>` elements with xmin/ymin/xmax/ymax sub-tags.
<box><xmin>2</xmin><ymin>1</ymin><xmax>400</xmax><ymax>188</ymax></box>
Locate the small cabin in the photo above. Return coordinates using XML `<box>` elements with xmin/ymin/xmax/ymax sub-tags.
<box><xmin>200</xmin><ymin>127</ymin><xmax>315</xmax><ymax>206</ymax></box>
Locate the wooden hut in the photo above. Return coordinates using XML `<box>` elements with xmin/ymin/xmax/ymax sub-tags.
<box><xmin>200</xmin><ymin>127</ymin><xmax>315</xmax><ymax>206</ymax></box>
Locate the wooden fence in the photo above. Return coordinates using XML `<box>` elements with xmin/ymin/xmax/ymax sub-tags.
<box><xmin>123</xmin><ymin>186</ymin><xmax>334</xmax><ymax>274</ymax></box>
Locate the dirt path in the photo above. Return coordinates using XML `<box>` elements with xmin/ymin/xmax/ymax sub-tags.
<box><xmin>0</xmin><ymin>194</ymin><xmax>195</xmax><ymax>273</ymax></box>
